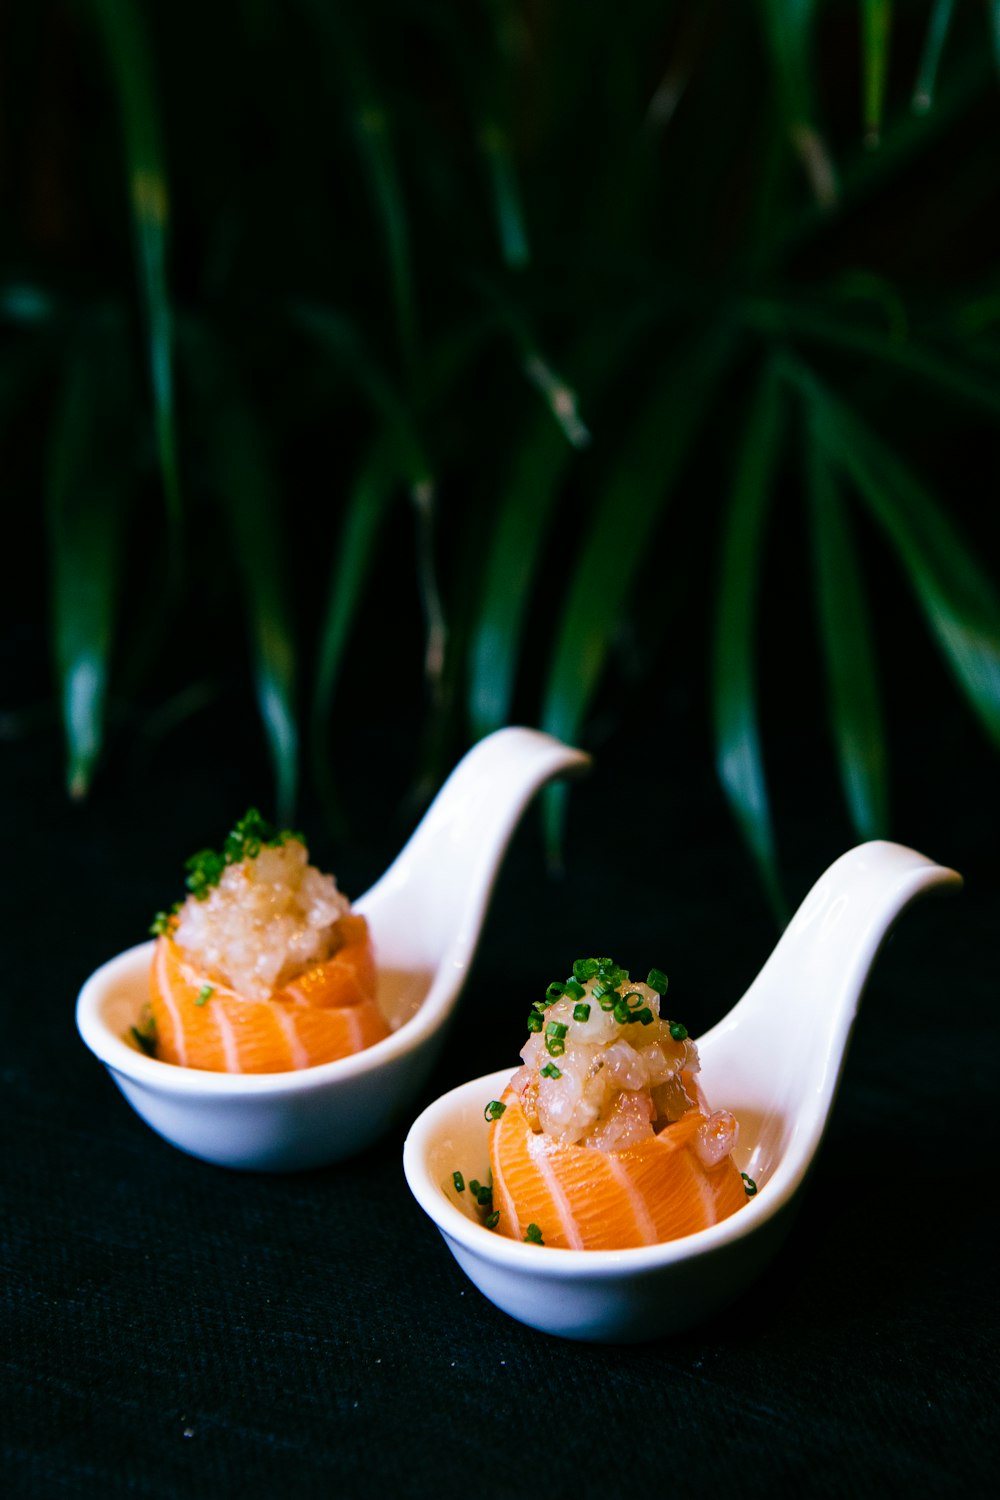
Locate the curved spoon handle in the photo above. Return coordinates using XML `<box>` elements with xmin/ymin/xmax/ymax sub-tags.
<box><xmin>701</xmin><ymin>841</ymin><xmax>962</xmax><ymax>1106</ymax></box>
<box><xmin>357</xmin><ymin>728</ymin><xmax>590</xmax><ymax>967</ymax></box>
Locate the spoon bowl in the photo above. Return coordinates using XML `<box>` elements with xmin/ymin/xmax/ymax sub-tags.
<box><xmin>76</xmin><ymin>728</ymin><xmax>589</xmax><ymax>1170</ymax></box>
<box><xmin>403</xmin><ymin>841</ymin><xmax>961</xmax><ymax>1341</ymax></box>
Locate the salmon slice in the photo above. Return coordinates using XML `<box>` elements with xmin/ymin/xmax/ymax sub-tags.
<box><xmin>489</xmin><ymin>1086</ymin><xmax>747</xmax><ymax>1250</ymax></box>
<box><xmin>148</xmin><ymin>914</ymin><xmax>389</xmax><ymax>1073</ymax></box>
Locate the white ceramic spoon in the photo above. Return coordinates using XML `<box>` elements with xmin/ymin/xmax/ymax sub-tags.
<box><xmin>403</xmin><ymin>841</ymin><xmax>961</xmax><ymax>1342</ymax></box>
<box><xmin>76</xmin><ymin>727</ymin><xmax>589</xmax><ymax>1170</ymax></box>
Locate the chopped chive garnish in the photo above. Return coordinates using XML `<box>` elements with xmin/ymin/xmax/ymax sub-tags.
<box><xmin>545</xmin><ymin>1021</ymin><xmax>568</xmax><ymax>1039</ymax></box>
<box><xmin>572</xmin><ymin>1003</ymin><xmax>591</xmax><ymax>1023</ymax></box>
<box><xmin>195</xmin><ymin>984</ymin><xmax>214</xmax><ymax>1007</ymax></box>
<box><xmin>647</xmin><ymin>967</ymin><xmax>668</xmax><ymax>994</ymax></box>
<box><xmin>540</xmin><ymin>1062</ymin><xmax>562</xmax><ymax>1079</ymax></box>
<box><xmin>469</xmin><ymin>1179</ymin><xmax>481</xmax><ymax>1198</ymax></box>
<box><xmin>592</xmin><ymin>980</ymin><xmax>613</xmax><ymax>999</ymax></box>
<box><xmin>545</xmin><ymin>1038</ymin><xmax>566</xmax><ymax>1057</ymax></box>
<box><xmin>130</xmin><ymin>1025</ymin><xmax>157</xmax><ymax>1057</ymax></box>
<box><xmin>598</xmin><ymin>993</ymin><xmax>616</xmax><ymax>1011</ymax></box>
<box><xmin>564</xmin><ymin>979</ymin><xmax>585</xmax><ymax>1001</ymax></box>
<box><xmin>526</xmin><ymin>1012</ymin><xmax>543</xmax><ymax>1032</ymax></box>
<box><xmin>636</xmin><ymin>1007</ymin><xmax>654</xmax><ymax>1025</ymax></box>
<box><xmin>669</xmin><ymin>1021</ymin><xmax>688</xmax><ymax>1041</ymax></box>
<box><xmin>485</xmin><ymin>1211</ymin><xmax>500</xmax><ymax>1229</ymax></box>
<box><xmin>453</xmin><ymin>1172</ymin><xmax>465</xmax><ymax>1192</ymax></box>
<box><xmin>612</xmin><ymin>998</ymin><xmax>630</xmax><ymax>1023</ymax></box>
<box><xmin>545</xmin><ymin>981</ymin><xmax>566</xmax><ymax>1002</ymax></box>
<box><xmin>484</xmin><ymin>1100</ymin><xmax>506</xmax><ymax>1121</ymax></box>
<box><xmin>477</xmin><ymin>1185</ymin><xmax>493</xmax><ymax>1208</ymax></box>
<box><xmin>524</xmin><ymin>1223</ymin><xmax>544</xmax><ymax>1245</ymax></box>
<box><xmin>742</xmin><ymin>1173</ymin><xmax>758</xmax><ymax>1197</ymax></box>
<box><xmin>572</xmin><ymin>958</ymin><xmax>599</xmax><ymax>982</ymax></box>
<box><xmin>624</xmin><ymin>991</ymin><xmax>643</xmax><ymax>1007</ymax></box>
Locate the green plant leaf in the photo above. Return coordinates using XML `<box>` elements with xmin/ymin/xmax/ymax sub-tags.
<box><xmin>541</xmin><ymin>323</ymin><xmax>734</xmax><ymax>856</ymax></box>
<box><xmin>711</xmin><ymin>363</ymin><xmax>787</xmax><ymax>922</ymax></box>
<box><xmin>790</xmin><ymin>363</ymin><xmax>1000</xmax><ymax>752</ymax></box>
<box><xmin>179</xmin><ymin>324</ymin><xmax>299</xmax><ymax>821</ymax></box>
<box><xmin>291</xmin><ymin>303</ymin><xmax>431</xmax><ymax>488</ymax></box>
<box><xmin>745</xmin><ymin>299</ymin><xmax>1000</xmax><ymax>418</ymax></box>
<box><xmin>913</xmin><ymin>0</ymin><xmax>955</xmax><ymax>113</ymax></box>
<box><xmin>860</xmin><ymin>0</ymin><xmax>893</xmax><ymax>146</ymax></box>
<box><xmin>466</xmin><ymin>310</ymin><xmax>653</xmax><ymax>739</ymax></box>
<box><xmin>758</xmin><ymin>0</ymin><xmax>836</xmax><ymax>206</ymax></box>
<box><xmin>310</xmin><ymin>437</ymin><xmax>401</xmax><ymax>827</ymax></box>
<box><xmin>295</xmin><ymin>1</ymin><xmax>417</xmax><ymax>376</ymax></box>
<box><xmin>805</xmin><ymin>434</ymin><xmax>888</xmax><ymax>839</ymax></box>
<box><xmin>45</xmin><ymin>308</ymin><xmax>132</xmax><ymax>798</ymax></box>
<box><xmin>86</xmin><ymin>0</ymin><xmax>180</xmax><ymax>537</ymax></box>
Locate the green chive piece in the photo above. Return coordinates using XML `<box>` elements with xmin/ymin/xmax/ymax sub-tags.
<box><xmin>453</xmin><ymin>1171</ymin><xmax>465</xmax><ymax>1193</ymax></box>
<box><xmin>485</xmin><ymin>1211</ymin><xmax>500</xmax><ymax>1229</ymax></box>
<box><xmin>613</xmin><ymin>998</ymin><xmax>630</xmax><ymax>1023</ymax></box>
<box><xmin>545</xmin><ymin>1021</ymin><xmax>568</xmax><ymax>1039</ymax></box>
<box><xmin>469</xmin><ymin>1179</ymin><xmax>481</xmax><ymax>1198</ymax></box>
<box><xmin>669</xmin><ymin>1021</ymin><xmax>689</xmax><ymax>1041</ymax></box>
<box><xmin>485</xmin><ymin>1100</ymin><xmax>507</xmax><ymax>1121</ymax></box>
<box><xmin>742</xmin><ymin>1173</ymin><xmax>758</xmax><ymax>1197</ymax></box>
<box><xmin>636</xmin><ymin>1007</ymin><xmax>654</xmax><ymax>1025</ymax></box>
<box><xmin>545</xmin><ymin>1037</ymin><xmax>566</xmax><ymax>1057</ymax></box>
<box><xmin>195</xmin><ymin>984</ymin><xmax>214</xmax><ymax>1007</ymax></box>
<box><xmin>564</xmin><ymin>979</ymin><xmax>585</xmax><ymax>1001</ymax></box>
<box><xmin>477</xmin><ymin>1185</ymin><xmax>493</xmax><ymax>1208</ymax></box>
<box><xmin>647</xmin><ymin>967</ymin><xmax>668</xmax><ymax>994</ymax></box>
<box><xmin>572</xmin><ymin>1002</ymin><xmax>591</xmax><ymax>1023</ymax></box>
<box><xmin>572</xmin><ymin>958</ymin><xmax>599</xmax><ymax>982</ymax></box>
<box><xmin>130</xmin><ymin>1025</ymin><xmax>157</xmax><ymax>1057</ymax></box>
<box><xmin>540</xmin><ymin>1062</ymin><xmax>562</xmax><ymax>1079</ymax></box>
<box><xmin>524</xmin><ymin>1223</ymin><xmax>544</xmax><ymax>1244</ymax></box>
<box><xmin>545</xmin><ymin>981</ymin><xmax>566</xmax><ymax>1002</ymax></box>
<box><xmin>526</xmin><ymin>1012</ymin><xmax>543</xmax><ymax>1033</ymax></box>
<box><xmin>624</xmin><ymin>991</ymin><xmax>643</xmax><ymax>1007</ymax></box>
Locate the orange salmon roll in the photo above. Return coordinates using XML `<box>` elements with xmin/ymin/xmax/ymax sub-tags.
<box><xmin>489</xmin><ymin>1086</ymin><xmax>747</xmax><ymax>1250</ymax></box>
<box><xmin>482</xmin><ymin>955</ymin><xmax>752</xmax><ymax>1249</ymax></box>
<box><xmin>144</xmin><ymin>810</ymin><xmax>389</xmax><ymax>1074</ymax></box>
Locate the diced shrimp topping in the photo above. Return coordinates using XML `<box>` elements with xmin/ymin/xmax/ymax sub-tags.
<box><xmin>156</xmin><ymin>809</ymin><xmax>354</xmax><ymax>1002</ymax></box>
<box><xmin>511</xmin><ymin>957</ymin><xmax>737</xmax><ymax>1156</ymax></box>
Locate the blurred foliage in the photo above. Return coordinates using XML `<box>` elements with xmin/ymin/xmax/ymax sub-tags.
<box><xmin>2</xmin><ymin>0</ymin><xmax>1000</xmax><ymax>909</ymax></box>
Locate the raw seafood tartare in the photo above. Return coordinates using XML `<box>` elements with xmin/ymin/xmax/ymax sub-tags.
<box><xmin>469</xmin><ymin>957</ymin><xmax>752</xmax><ymax>1249</ymax></box>
<box><xmin>140</xmin><ymin>810</ymin><xmax>389</xmax><ymax>1073</ymax></box>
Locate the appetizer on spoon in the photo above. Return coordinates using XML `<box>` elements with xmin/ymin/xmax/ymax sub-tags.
<box><xmin>403</xmin><ymin>841</ymin><xmax>961</xmax><ymax>1341</ymax></box>
<box><xmin>76</xmin><ymin>727</ymin><xmax>589</xmax><ymax>1170</ymax></box>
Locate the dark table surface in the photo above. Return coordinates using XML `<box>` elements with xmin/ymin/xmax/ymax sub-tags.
<box><xmin>3</xmin><ymin>658</ymin><xmax>997</xmax><ymax>1499</ymax></box>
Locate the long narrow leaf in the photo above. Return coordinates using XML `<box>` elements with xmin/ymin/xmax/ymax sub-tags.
<box><xmin>758</xmin><ymin>0</ymin><xmax>836</xmax><ymax>206</ymax></box>
<box><xmin>806</xmin><ymin>436</ymin><xmax>888</xmax><ymax>839</ymax></box>
<box><xmin>860</xmin><ymin>0</ymin><xmax>893</xmax><ymax>145</ymax></box>
<box><xmin>310</xmin><ymin>438</ymin><xmax>401</xmax><ymax>826</ymax></box>
<box><xmin>295</xmin><ymin>1</ymin><xmax>417</xmax><ymax>376</ymax></box>
<box><xmin>291</xmin><ymin>303</ymin><xmax>431</xmax><ymax>488</ymax></box>
<box><xmin>87</xmin><ymin>0</ymin><xmax>180</xmax><ymax>535</ymax></box>
<box><xmin>467</xmin><ymin>312</ymin><xmax>652</xmax><ymax>738</ymax></box>
<box><xmin>45</xmin><ymin>309</ymin><xmax>132</xmax><ymax>797</ymax></box>
<box><xmin>745</xmin><ymin>299</ymin><xmax>1000</xmax><ymax>418</ymax></box>
<box><xmin>913</xmin><ymin>0</ymin><xmax>955</xmax><ymax>113</ymax></box>
<box><xmin>541</xmin><ymin>325</ymin><xmax>734</xmax><ymax>854</ymax></box>
<box><xmin>788</xmin><ymin>362</ymin><xmax>1000</xmax><ymax>751</ymax></box>
<box><xmin>179</xmin><ymin>324</ymin><xmax>299</xmax><ymax>821</ymax></box>
<box><xmin>711</xmin><ymin>364</ymin><xmax>787</xmax><ymax>921</ymax></box>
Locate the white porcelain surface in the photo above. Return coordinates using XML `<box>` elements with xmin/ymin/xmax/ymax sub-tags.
<box><xmin>403</xmin><ymin>841</ymin><xmax>961</xmax><ymax>1342</ymax></box>
<box><xmin>76</xmin><ymin>728</ymin><xmax>589</xmax><ymax>1171</ymax></box>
